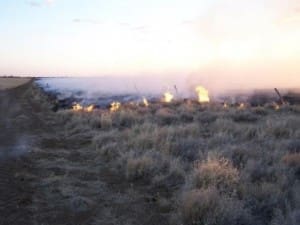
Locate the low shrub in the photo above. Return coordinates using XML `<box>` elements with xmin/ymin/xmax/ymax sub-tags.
<box><xmin>155</xmin><ymin>108</ymin><xmax>178</xmax><ymax>125</ymax></box>
<box><xmin>282</xmin><ymin>153</ymin><xmax>300</xmax><ymax>168</ymax></box>
<box><xmin>191</xmin><ymin>157</ymin><xmax>239</xmax><ymax>193</ymax></box>
<box><xmin>231</xmin><ymin>111</ymin><xmax>259</xmax><ymax>123</ymax></box>
<box><xmin>195</xmin><ymin>111</ymin><xmax>218</xmax><ymax>124</ymax></box>
<box><xmin>100</xmin><ymin>113</ymin><xmax>112</xmax><ymax>129</ymax></box>
<box><xmin>180</xmin><ymin>188</ymin><xmax>251</xmax><ymax>225</ymax></box>
<box><xmin>125</xmin><ymin>151</ymin><xmax>169</xmax><ymax>181</ymax></box>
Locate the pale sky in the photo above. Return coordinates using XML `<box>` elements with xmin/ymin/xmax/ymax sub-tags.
<box><xmin>0</xmin><ymin>0</ymin><xmax>300</xmax><ymax>87</ymax></box>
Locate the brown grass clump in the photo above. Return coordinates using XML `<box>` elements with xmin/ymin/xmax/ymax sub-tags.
<box><xmin>282</xmin><ymin>153</ymin><xmax>300</xmax><ymax>168</ymax></box>
<box><xmin>181</xmin><ymin>188</ymin><xmax>219</xmax><ymax>225</ymax></box>
<box><xmin>180</xmin><ymin>188</ymin><xmax>250</xmax><ymax>225</ymax></box>
<box><xmin>155</xmin><ymin>107</ymin><xmax>178</xmax><ymax>125</ymax></box>
<box><xmin>126</xmin><ymin>154</ymin><xmax>156</xmax><ymax>180</ymax></box>
<box><xmin>100</xmin><ymin>112</ymin><xmax>112</xmax><ymax>129</ymax></box>
<box><xmin>113</xmin><ymin>109</ymin><xmax>139</xmax><ymax>128</ymax></box>
<box><xmin>191</xmin><ymin>158</ymin><xmax>239</xmax><ymax>193</ymax></box>
<box><xmin>125</xmin><ymin>151</ymin><xmax>169</xmax><ymax>181</ymax></box>
<box><xmin>252</xmin><ymin>106</ymin><xmax>269</xmax><ymax>116</ymax></box>
<box><xmin>230</xmin><ymin>111</ymin><xmax>259</xmax><ymax>123</ymax></box>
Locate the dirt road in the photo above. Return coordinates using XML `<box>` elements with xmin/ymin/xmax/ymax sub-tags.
<box><xmin>0</xmin><ymin>80</ymin><xmax>37</xmax><ymax>225</ymax></box>
<box><xmin>0</xmin><ymin>80</ymin><xmax>168</xmax><ymax>225</ymax></box>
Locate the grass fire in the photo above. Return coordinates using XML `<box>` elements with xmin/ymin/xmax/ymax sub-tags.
<box><xmin>163</xmin><ymin>91</ymin><xmax>174</xmax><ymax>103</ymax></box>
<box><xmin>0</xmin><ymin>76</ymin><xmax>300</xmax><ymax>225</ymax></box>
<box><xmin>2</xmin><ymin>1</ymin><xmax>300</xmax><ymax>224</ymax></box>
<box><xmin>195</xmin><ymin>85</ymin><xmax>210</xmax><ymax>103</ymax></box>
<box><xmin>72</xmin><ymin>103</ymin><xmax>94</xmax><ymax>112</ymax></box>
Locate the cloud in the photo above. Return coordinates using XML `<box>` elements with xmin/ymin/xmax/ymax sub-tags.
<box><xmin>72</xmin><ymin>18</ymin><xmax>103</xmax><ymax>25</ymax></box>
<box><xmin>131</xmin><ymin>25</ymin><xmax>150</xmax><ymax>33</ymax></box>
<box><xmin>26</xmin><ymin>0</ymin><xmax>54</xmax><ymax>7</ymax></box>
<box><xmin>182</xmin><ymin>20</ymin><xmax>196</xmax><ymax>25</ymax></box>
<box><xmin>119</xmin><ymin>22</ymin><xmax>130</xmax><ymax>27</ymax></box>
<box><xmin>132</xmin><ymin>25</ymin><xmax>148</xmax><ymax>30</ymax></box>
<box><xmin>72</xmin><ymin>18</ymin><xmax>151</xmax><ymax>34</ymax></box>
<box><xmin>27</xmin><ymin>1</ymin><xmax>42</xmax><ymax>7</ymax></box>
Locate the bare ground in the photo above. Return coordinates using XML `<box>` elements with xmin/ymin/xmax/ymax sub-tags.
<box><xmin>0</xmin><ymin>81</ymin><xmax>168</xmax><ymax>225</ymax></box>
<box><xmin>0</xmin><ymin>77</ymin><xmax>32</xmax><ymax>90</ymax></box>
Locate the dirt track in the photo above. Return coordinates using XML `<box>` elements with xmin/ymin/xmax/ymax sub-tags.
<box><xmin>0</xmin><ymin>80</ymin><xmax>36</xmax><ymax>225</ymax></box>
<box><xmin>0</xmin><ymin>80</ymin><xmax>168</xmax><ymax>225</ymax></box>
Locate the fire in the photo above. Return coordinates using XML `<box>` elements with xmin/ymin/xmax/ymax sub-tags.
<box><xmin>72</xmin><ymin>103</ymin><xmax>83</xmax><ymax>111</ymax></box>
<box><xmin>195</xmin><ymin>86</ymin><xmax>210</xmax><ymax>103</ymax></box>
<box><xmin>72</xmin><ymin>103</ymin><xmax>94</xmax><ymax>112</ymax></box>
<box><xmin>223</xmin><ymin>102</ymin><xmax>228</xmax><ymax>108</ymax></box>
<box><xmin>273</xmin><ymin>103</ymin><xmax>280</xmax><ymax>110</ymax></box>
<box><xmin>110</xmin><ymin>101</ymin><xmax>121</xmax><ymax>112</ymax></box>
<box><xmin>85</xmin><ymin>104</ymin><xmax>94</xmax><ymax>112</ymax></box>
<box><xmin>143</xmin><ymin>97</ymin><xmax>149</xmax><ymax>107</ymax></box>
<box><xmin>238</xmin><ymin>103</ymin><xmax>245</xmax><ymax>109</ymax></box>
<box><xmin>163</xmin><ymin>92</ymin><xmax>174</xmax><ymax>103</ymax></box>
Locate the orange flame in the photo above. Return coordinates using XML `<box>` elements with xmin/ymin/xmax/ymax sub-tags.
<box><xmin>195</xmin><ymin>86</ymin><xmax>210</xmax><ymax>103</ymax></box>
<box><xmin>85</xmin><ymin>105</ymin><xmax>94</xmax><ymax>112</ymax></box>
<box><xmin>72</xmin><ymin>103</ymin><xmax>94</xmax><ymax>112</ymax></box>
<box><xmin>143</xmin><ymin>97</ymin><xmax>149</xmax><ymax>106</ymax></box>
<box><xmin>273</xmin><ymin>102</ymin><xmax>280</xmax><ymax>110</ymax></box>
<box><xmin>163</xmin><ymin>92</ymin><xmax>174</xmax><ymax>103</ymax></box>
<box><xmin>110</xmin><ymin>101</ymin><xmax>121</xmax><ymax>112</ymax></box>
<box><xmin>238</xmin><ymin>103</ymin><xmax>245</xmax><ymax>109</ymax></box>
<box><xmin>72</xmin><ymin>103</ymin><xmax>83</xmax><ymax>111</ymax></box>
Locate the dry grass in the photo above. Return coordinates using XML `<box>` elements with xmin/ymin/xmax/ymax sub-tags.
<box><xmin>55</xmin><ymin>101</ymin><xmax>300</xmax><ymax>225</ymax></box>
<box><xmin>0</xmin><ymin>77</ymin><xmax>31</xmax><ymax>90</ymax></box>
<box><xmin>282</xmin><ymin>153</ymin><xmax>300</xmax><ymax>168</ymax></box>
<box><xmin>191</xmin><ymin>158</ymin><xmax>239</xmax><ymax>193</ymax></box>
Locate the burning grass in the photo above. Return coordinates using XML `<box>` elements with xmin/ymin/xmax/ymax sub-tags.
<box><xmin>52</xmin><ymin>99</ymin><xmax>300</xmax><ymax>225</ymax></box>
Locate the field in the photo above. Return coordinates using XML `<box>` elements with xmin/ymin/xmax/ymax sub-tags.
<box><xmin>0</xmin><ymin>81</ymin><xmax>299</xmax><ymax>225</ymax></box>
<box><xmin>0</xmin><ymin>77</ymin><xmax>32</xmax><ymax>90</ymax></box>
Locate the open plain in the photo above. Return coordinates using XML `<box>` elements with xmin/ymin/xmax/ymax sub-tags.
<box><xmin>0</xmin><ymin>79</ymin><xmax>299</xmax><ymax>225</ymax></box>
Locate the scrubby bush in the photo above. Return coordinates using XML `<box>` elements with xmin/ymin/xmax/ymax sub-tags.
<box><xmin>240</xmin><ymin>182</ymin><xmax>287</xmax><ymax>224</ymax></box>
<box><xmin>155</xmin><ymin>108</ymin><xmax>179</xmax><ymax>125</ymax></box>
<box><xmin>152</xmin><ymin>159</ymin><xmax>186</xmax><ymax>192</ymax></box>
<box><xmin>60</xmin><ymin>100</ymin><xmax>300</xmax><ymax>225</ymax></box>
<box><xmin>230</xmin><ymin>111</ymin><xmax>259</xmax><ymax>123</ymax></box>
<box><xmin>125</xmin><ymin>151</ymin><xmax>169</xmax><ymax>181</ymax></box>
<box><xmin>180</xmin><ymin>188</ymin><xmax>251</xmax><ymax>225</ymax></box>
<box><xmin>195</xmin><ymin>111</ymin><xmax>218</xmax><ymax>124</ymax></box>
<box><xmin>282</xmin><ymin>153</ymin><xmax>300</xmax><ymax>168</ymax></box>
<box><xmin>229</xmin><ymin>147</ymin><xmax>260</xmax><ymax>169</ymax></box>
<box><xmin>191</xmin><ymin>157</ymin><xmax>239</xmax><ymax>193</ymax></box>
<box><xmin>126</xmin><ymin>154</ymin><xmax>157</xmax><ymax>180</ymax></box>
<box><xmin>115</xmin><ymin>109</ymin><xmax>139</xmax><ymax>128</ymax></box>
<box><xmin>100</xmin><ymin>112</ymin><xmax>112</xmax><ymax>129</ymax></box>
<box><xmin>252</xmin><ymin>106</ymin><xmax>269</xmax><ymax>116</ymax></box>
<box><xmin>286</xmin><ymin>139</ymin><xmax>300</xmax><ymax>153</ymax></box>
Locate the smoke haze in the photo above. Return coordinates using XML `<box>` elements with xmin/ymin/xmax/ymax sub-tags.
<box><xmin>36</xmin><ymin>73</ymin><xmax>299</xmax><ymax>103</ymax></box>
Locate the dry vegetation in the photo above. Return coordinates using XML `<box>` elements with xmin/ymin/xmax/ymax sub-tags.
<box><xmin>52</xmin><ymin>100</ymin><xmax>300</xmax><ymax>225</ymax></box>
<box><xmin>0</xmin><ymin>77</ymin><xmax>32</xmax><ymax>90</ymax></box>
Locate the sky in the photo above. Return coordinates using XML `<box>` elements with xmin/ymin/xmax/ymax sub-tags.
<box><xmin>0</xmin><ymin>0</ymin><xmax>299</xmax><ymax>88</ymax></box>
